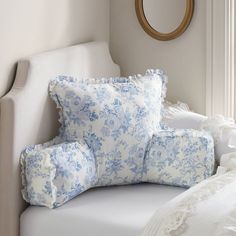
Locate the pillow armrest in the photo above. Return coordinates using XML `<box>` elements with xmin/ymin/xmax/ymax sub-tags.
<box><xmin>21</xmin><ymin>141</ymin><xmax>97</xmax><ymax>208</ymax></box>
<box><xmin>143</xmin><ymin>129</ymin><xmax>215</xmax><ymax>188</ymax></box>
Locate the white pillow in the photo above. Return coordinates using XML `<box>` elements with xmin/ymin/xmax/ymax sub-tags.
<box><xmin>162</xmin><ymin>101</ymin><xmax>207</xmax><ymax>129</ymax></box>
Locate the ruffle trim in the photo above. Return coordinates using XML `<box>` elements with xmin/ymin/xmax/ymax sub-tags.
<box><xmin>145</xmin><ymin>69</ymin><xmax>168</xmax><ymax>103</ymax></box>
<box><xmin>143</xmin><ymin>171</ymin><xmax>236</xmax><ymax>236</ymax></box>
<box><xmin>163</xmin><ymin>101</ymin><xmax>191</xmax><ymax>120</ymax></box>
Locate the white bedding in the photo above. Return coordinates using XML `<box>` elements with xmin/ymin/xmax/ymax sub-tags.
<box><xmin>143</xmin><ymin>171</ymin><xmax>236</xmax><ymax>236</ymax></box>
<box><xmin>20</xmin><ymin>184</ymin><xmax>185</xmax><ymax>236</ymax></box>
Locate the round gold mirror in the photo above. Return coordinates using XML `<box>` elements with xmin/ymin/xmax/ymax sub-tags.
<box><xmin>135</xmin><ymin>0</ymin><xmax>194</xmax><ymax>41</ymax></box>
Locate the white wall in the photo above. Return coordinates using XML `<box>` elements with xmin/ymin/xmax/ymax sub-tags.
<box><xmin>0</xmin><ymin>0</ymin><xmax>208</xmax><ymax>113</ymax></box>
<box><xmin>110</xmin><ymin>0</ymin><xmax>207</xmax><ymax>114</ymax></box>
<box><xmin>0</xmin><ymin>0</ymin><xmax>110</xmax><ymax>97</ymax></box>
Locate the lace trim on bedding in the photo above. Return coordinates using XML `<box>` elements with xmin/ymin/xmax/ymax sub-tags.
<box><xmin>49</xmin><ymin>69</ymin><xmax>167</xmax><ymax>86</ymax></box>
<box><xmin>143</xmin><ymin>171</ymin><xmax>236</xmax><ymax>236</ymax></box>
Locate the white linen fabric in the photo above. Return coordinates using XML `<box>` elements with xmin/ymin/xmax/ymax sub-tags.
<box><xmin>20</xmin><ymin>184</ymin><xmax>186</xmax><ymax>236</ymax></box>
<box><xmin>216</xmin><ymin>152</ymin><xmax>236</xmax><ymax>174</ymax></box>
<box><xmin>49</xmin><ymin>69</ymin><xmax>167</xmax><ymax>186</ymax></box>
<box><xmin>142</xmin><ymin>171</ymin><xmax>236</xmax><ymax>236</ymax></box>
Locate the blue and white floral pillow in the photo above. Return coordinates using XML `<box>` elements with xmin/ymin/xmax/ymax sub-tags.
<box><xmin>21</xmin><ymin>129</ymin><xmax>215</xmax><ymax>208</ymax></box>
<box><xmin>21</xmin><ymin>69</ymin><xmax>216</xmax><ymax>208</ymax></box>
<box><xmin>49</xmin><ymin>69</ymin><xmax>167</xmax><ymax>186</ymax></box>
<box><xmin>143</xmin><ymin>129</ymin><xmax>215</xmax><ymax>187</ymax></box>
<box><xmin>21</xmin><ymin>141</ymin><xmax>97</xmax><ymax>208</ymax></box>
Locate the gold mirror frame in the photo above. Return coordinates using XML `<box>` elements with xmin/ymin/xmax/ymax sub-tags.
<box><xmin>135</xmin><ymin>0</ymin><xmax>194</xmax><ymax>41</ymax></box>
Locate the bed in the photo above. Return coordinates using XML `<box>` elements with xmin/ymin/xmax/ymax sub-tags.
<box><xmin>0</xmin><ymin>42</ymin><xmax>186</xmax><ymax>236</ymax></box>
<box><xmin>21</xmin><ymin>184</ymin><xmax>185</xmax><ymax>236</ymax></box>
<box><xmin>1</xmin><ymin>42</ymin><xmax>235</xmax><ymax>236</ymax></box>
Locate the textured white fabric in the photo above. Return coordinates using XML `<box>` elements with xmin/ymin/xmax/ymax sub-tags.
<box><xmin>143</xmin><ymin>171</ymin><xmax>236</xmax><ymax>236</ymax></box>
<box><xmin>20</xmin><ymin>184</ymin><xmax>185</xmax><ymax>236</ymax></box>
<box><xmin>162</xmin><ymin>101</ymin><xmax>207</xmax><ymax>129</ymax></box>
<box><xmin>217</xmin><ymin>152</ymin><xmax>236</xmax><ymax>174</ymax></box>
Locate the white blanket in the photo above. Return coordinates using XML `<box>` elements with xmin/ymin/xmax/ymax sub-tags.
<box><xmin>143</xmin><ymin>171</ymin><xmax>236</xmax><ymax>236</ymax></box>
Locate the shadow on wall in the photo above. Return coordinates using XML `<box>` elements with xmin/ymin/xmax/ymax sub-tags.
<box><xmin>0</xmin><ymin>0</ymin><xmax>109</xmax><ymax>97</ymax></box>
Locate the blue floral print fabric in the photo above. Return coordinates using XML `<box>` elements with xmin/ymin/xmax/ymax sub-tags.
<box><xmin>143</xmin><ymin>129</ymin><xmax>215</xmax><ymax>188</ymax></box>
<box><xmin>21</xmin><ymin>141</ymin><xmax>97</xmax><ymax>208</ymax></box>
<box><xmin>48</xmin><ymin>69</ymin><xmax>167</xmax><ymax>186</ymax></box>
<box><xmin>20</xmin><ymin>69</ymin><xmax>216</xmax><ymax>208</ymax></box>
